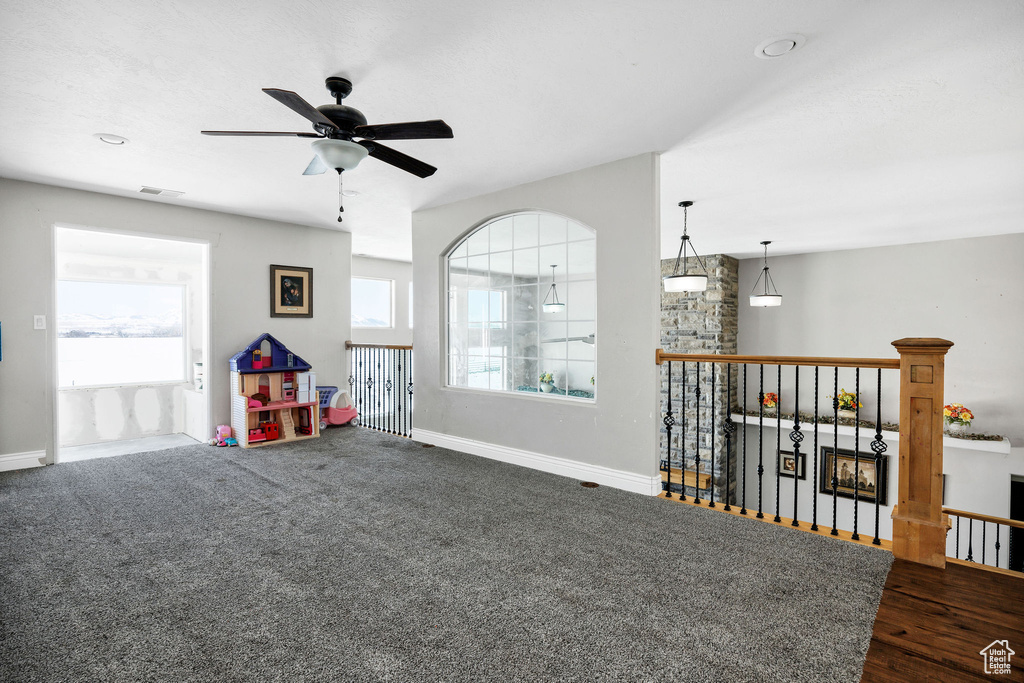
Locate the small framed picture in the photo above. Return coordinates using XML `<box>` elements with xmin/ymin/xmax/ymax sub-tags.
<box><xmin>778</xmin><ymin>449</ymin><xmax>806</xmax><ymax>479</ymax></box>
<box><xmin>819</xmin><ymin>446</ymin><xmax>888</xmax><ymax>505</ymax></box>
<box><xmin>270</xmin><ymin>265</ymin><xmax>313</xmax><ymax>318</ymax></box>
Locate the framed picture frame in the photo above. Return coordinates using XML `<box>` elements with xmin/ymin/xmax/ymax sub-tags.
<box><xmin>778</xmin><ymin>449</ymin><xmax>806</xmax><ymax>480</ymax></box>
<box><xmin>270</xmin><ymin>265</ymin><xmax>313</xmax><ymax>318</ymax></box>
<box><xmin>819</xmin><ymin>446</ymin><xmax>888</xmax><ymax>505</ymax></box>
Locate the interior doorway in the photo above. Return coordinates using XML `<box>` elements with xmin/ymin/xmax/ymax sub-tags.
<box><xmin>53</xmin><ymin>227</ymin><xmax>209</xmax><ymax>462</ymax></box>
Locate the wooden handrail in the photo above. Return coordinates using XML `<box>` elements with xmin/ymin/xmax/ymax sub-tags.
<box><xmin>345</xmin><ymin>341</ymin><xmax>413</xmax><ymax>350</ymax></box>
<box><xmin>943</xmin><ymin>507</ymin><xmax>1024</xmax><ymax>531</ymax></box>
<box><xmin>655</xmin><ymin>349</ymin><xmax>900</xmax><ymax>369</ymax></box>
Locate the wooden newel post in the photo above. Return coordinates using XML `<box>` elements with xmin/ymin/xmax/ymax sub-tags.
<box><xmin>890</xmin><ymin>337</ymin><xmax>954</xmax><ymax>567</ymax></box>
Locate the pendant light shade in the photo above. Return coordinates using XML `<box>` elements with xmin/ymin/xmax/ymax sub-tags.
<box><xmin>542</xmin><ymin>265</ymin><xmax>565</xmax><ymax>313</ymax></box>
<box><xmin>749</xmin><ymin>240</ymin><xmax>783</xmax><ymax>307</ymax></box>
<box><xmin>664</xmin><ymin>274</ymin><xmax>709</xmax><ymax>292</ymax></box>
<box><xmin>663</xmin><ymin>201</ymin><xmax>709</xmax><ymax>292</ymax></box>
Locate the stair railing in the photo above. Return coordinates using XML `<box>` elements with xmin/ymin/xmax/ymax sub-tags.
<box><xmin>656</xmin><ymin>338</ymin><xmax>954</xmax><ymax>568</ymax></box>
<box><xmin>345</xmin><ymin>342</ymin><xmax>414</xmax><ymax>437</ymax></box>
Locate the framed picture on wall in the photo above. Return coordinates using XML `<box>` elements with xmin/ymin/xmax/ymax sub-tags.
<box><xmin>819</xmin><ymin>446</ymin><xmax>888</xmax><ymax>505</ymax></box>
<box><xmin>777</xmin><ymin>449</ymin><xmax>806</xmax><ymax>480</ymax></box>
<box><xmin>270</xmin><ymin>265</ymin><xmax>313</xmax><ymax>318</ymax></box>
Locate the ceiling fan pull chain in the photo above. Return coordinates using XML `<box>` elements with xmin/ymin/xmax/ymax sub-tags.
<box><xmin>337</xmin><ymin>170</ymin><xmax>345</xmax><ymax>222</ymax></box>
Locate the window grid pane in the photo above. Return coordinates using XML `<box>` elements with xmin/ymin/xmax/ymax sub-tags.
<box><xmin>447</xmin><ymin>212</ymin><xmax>595</xmax><ymax>401</ymax></box>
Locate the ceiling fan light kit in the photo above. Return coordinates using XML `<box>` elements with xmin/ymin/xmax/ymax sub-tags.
<box><xmin>310</xmin><ymin>138</ymin><xmax>368</xmax><ymax>172</ymax></box>
<box><xmin>663</xmin><ymin>201</ymin><xmax>710</xmax><ymax>293</ymax></box>
<box><xmin>749</xmin><ymin>240</ymin><xmax>783</xmax><ymax>307</ymax></box>
<box><xmin>201</xmin><ymin>76</ymin><xmax>453</xmax><ymax>222</ymax></box>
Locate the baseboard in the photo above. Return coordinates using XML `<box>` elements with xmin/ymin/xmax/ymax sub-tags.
<box><xmin>411</xmin><ymin>429</ymin><xmax>661</xmax><ymax>496</ymax></box>
<box><xmin>0</xmin><ymin>450</ymin><xmax>47</xmax><ymax>473</ymax></box>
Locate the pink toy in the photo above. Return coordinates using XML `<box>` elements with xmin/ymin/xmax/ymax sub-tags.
<box><xmin>317</xmin><ymin>386</ymin><xmax>358</xmax><ymax>431</ymax></box>
<box><xmin>215</xmin><ymin>425</ymin><xmax>232</xmax><ymax>447</ymax></box>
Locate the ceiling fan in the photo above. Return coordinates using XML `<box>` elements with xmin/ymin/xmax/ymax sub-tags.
<box><xmin>201</xmin><ymin>76</ymin><xmax>453</xmax><ymax>221</ymax></box>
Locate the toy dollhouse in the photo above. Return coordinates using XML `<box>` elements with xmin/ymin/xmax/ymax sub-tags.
<box><xmin>228</xmin><ymin>333</ymin><xmax>320</xmax><ymax>448</ymax></box>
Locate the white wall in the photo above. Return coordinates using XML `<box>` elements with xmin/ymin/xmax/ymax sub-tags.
<box><xmin>411</xmin><ymin>153</ymin><xmax>662</xmax><ymax>484</ymax></box>
<box><xmin>737</xmin><ymin>233</ymin><xmax>1024</xmax><ymax>443</ymax></box>
<box><xmin>0</xmin><ymin>179</ymin><xmax>351</xmax><ymax>462</ymax></box>
<box><xmin>350</xmin><ymin>256</ymin><xmax>413</xmax><ymax>347</ymax></box>
<box><xmin>736</xmin><ymin>233</ymin><xmax>1024</xmax><ymax>523</ymax></box>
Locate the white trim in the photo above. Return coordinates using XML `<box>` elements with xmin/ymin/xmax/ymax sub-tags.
<box><xmin>0</xmin><ymin>451</ymin><xmax>47</xmax><ymax>472</ymax></box>
<box><xmin>412</xmin><ymin>428</ymin><xmax>661</xmax><ymax>496</ymax></box>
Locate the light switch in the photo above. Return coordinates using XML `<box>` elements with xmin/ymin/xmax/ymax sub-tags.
<box><xmin>33</xmin><ymin>315</ymin><xmax>46</xmax><ymax>330</ymax></box>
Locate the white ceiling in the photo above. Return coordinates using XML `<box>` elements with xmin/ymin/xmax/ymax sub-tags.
<box><xmin>2</xmin><ymin>1</ymin><xmax>1022</xmax><ymax>262</ymax></box>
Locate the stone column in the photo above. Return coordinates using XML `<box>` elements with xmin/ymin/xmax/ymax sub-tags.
<box><xmin>660</xmin><ymin>255</ymin><xmax>738</xmax><ymax>502</ymax></box>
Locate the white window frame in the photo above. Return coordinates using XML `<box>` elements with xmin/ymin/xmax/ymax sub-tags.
<box><xmin>56</xmin><ymin>279</ymin><xmax>188</xmax><ymax>389</ymax></box>
<box><xmin>352</xmin><ymin>276</ymin><xmax>394</xmax><ymax>329</ymax></box>
<box><xmin>444</xmin><ymin>211</ymin><xmax>596</xmax><ymax>402</ymax></box>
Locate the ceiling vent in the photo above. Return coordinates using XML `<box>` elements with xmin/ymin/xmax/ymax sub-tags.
<box><xmin>139</xmin><ymin>186</ymin><xmax>183</xmax><ymax>198</ymax></box>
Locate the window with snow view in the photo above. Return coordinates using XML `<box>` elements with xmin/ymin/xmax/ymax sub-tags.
<box><xmin>57</xmin><ymin>281</ymin><xmax>186</xmax><ymax>387</ymax></box>
<box><xmin>352</xmin><ymin>277</ymin><xmax>393</xmax><ymax>328</ymax></box>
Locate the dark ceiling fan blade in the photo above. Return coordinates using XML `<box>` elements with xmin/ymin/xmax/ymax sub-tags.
<box><xmin>357</xmin><ymin>141</ymin><xmax>437</xmax><ymax>178</ymax></box>
<box><xmin>262</xmin><ymin>88</ymin><xmax>339</xmax><ymax>130</ymax></box>
<box><xmin>354</xmin><ymin>119</ymin><xmax>453</xmax><ymax>140</ymax></box>
<box><xmin>201</xmin><ymin>130</ymin><xmax>324</xmax><ymax>137</ymax></box>
<box><xmin>302</xmin><ymin>155</ymin><xmax>328</xmax><ymax>175</ymax></box>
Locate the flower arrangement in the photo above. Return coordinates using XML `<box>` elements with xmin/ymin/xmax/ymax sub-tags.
<box><xmin>943</xmin><ymin>403</ymin><xmax>973</xmax><ymax>426</ymax></box>
<box><xmin>833</xmin><ymin>389</ymin><xmax>862</xmax><ymax>412</ymax></box>
<box><xmin>539</xmin><ymin>372</ymin><xmax>554</xmax><ymax>384</ymax></box>
<box><xmin>762</xmin><ymin>392</ymin><xmax>778</xmax><ymax>409</ymax></box>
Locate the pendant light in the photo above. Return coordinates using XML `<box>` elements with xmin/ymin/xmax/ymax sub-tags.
<box><xmin>663</xmin><ymin>201</ymin><xmax>709</xmax><ymax>292</ymax></box>
<box><xmin>749</xmin><ymin>240</ymin><xmax>783</xmax><ymax>307</ymax></box>
<box><xmin>542</xmin><ymin>265</ymin><xmax>565</xmax><ymax>313</ymax></box>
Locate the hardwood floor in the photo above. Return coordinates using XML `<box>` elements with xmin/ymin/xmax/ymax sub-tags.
<box><xmin>862</xmin><ymin>559</ymin><xmax>1024</xmax><ymax>682</ymax></box>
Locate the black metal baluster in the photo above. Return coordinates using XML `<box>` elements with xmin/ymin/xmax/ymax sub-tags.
<box><xmin>663</xmin><ymin>361</ymin><xmax>675</xmax><ymax>499</ymax></box>
<box><xmin>358</xmin><ymin>349</ymin><xmax>366</xmax><ymax>421</ymax></box>
<box><xmin>395</xmin><ymin>351</ymin><xmax>403</xmax><ymax>436</ymax></box>
<box><xmin>387</xmin><ymin>350</ymin><xmax>394</xmax><ymax>433</ymax></box>
<box><xmin>967</xmin><ymin>518</ymin><xmax>974</xmax><ymax>562</ymax></box>
<box><xmin>373</xmin><ymin>347</ymin><xmax>378</xmax><ymax>431</ymax></box>
<box><xmin>831</xmin><ymin>367</ymin><xmax>839</xmax><ymax>536</ymax></box>
<box><xmin>709</xmin><ymin>363</ymin><xmax>716</xmax><ymax>508</ymax></box>
<box><xmin>790</xmin><ymin>366</ymin><xmax>802</xmax><ymax>527</ymax></box>
<box><xmin>723</xmin><ymin>363</ymin><xmax>734</xmax><ymax>511</ymax></box>
<box><xmin>870</xmin><ymin>368</ymin><xmax>886</xmax><ymax>545</ymax></box>
<box><xmin>774</xmin><ymin>365</ymin><xmax>782</xmax><ymax>523</ymax></box>
<box><xmin>694</xmin><ymin>362</ymin><xmax>702</xmax><ymax>505</ymax></box>
<box><xmin>811</xmin><ymin>367</ymin><xmax>819</xmax><ymax>531</ymax></box>
<box><xmin>680</xmin><ymin>362</ymin><xmax>687</xmax><ymax>501</ymax></box>
<box><xmin>852</xmin><ymin>368</ymin><xmax>860</xmax><ymax>541</ymax></box>
<box><xmin>403</xmin><ymin>350</ymin><xmax>411</xmax><ymax>436</ymax></box>
<box><xmin>757</xmin><ymin>364</ymin><xmax>764</xmax><ymax>518</ymax></box>
<box><xmin>956</xmin><ymin>516</ymin><xmax>961</xmax><ymax>558</ymax></box>
<box><xmin>740</xmin><ymin>364</ymin><xmax>747</xmax><ymax>515</ymax></box>
<box><xmin>983</xmin><ymin>523</ymin><xmax>987</xmax><ymax>565</ymax></box>
<box><xmin>996</xmin><ymin>523</ymin><xmax>1001</xmax><ymax>568</ymax></box>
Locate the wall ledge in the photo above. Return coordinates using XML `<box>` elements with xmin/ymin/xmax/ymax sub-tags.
<box><xmin>732</xmin><ymin>413</ymin><xmax>1010</xmax><ymax>454</ymax></box>
<box><xmin>0</xmin><ymin>450</ymin><xmax>46</xmax><ymax>472</ymax></box>
<box><xmin>411</xmin><ymin>428</ymin><xmax>661</xmax><ymax>496</ymax></box>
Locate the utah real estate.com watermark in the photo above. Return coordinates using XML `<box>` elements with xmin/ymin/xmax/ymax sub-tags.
<box><xmin>980</xmin><ymin>640</ymin><xmax>1015</xmax><ymax>676</ymax></box>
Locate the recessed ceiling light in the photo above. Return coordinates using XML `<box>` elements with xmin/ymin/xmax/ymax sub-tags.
<box><xmin>754</xmin><ymin>34</ymin><xmax>805</xmax><ymax>59</ymax></box>
<box><xmin>342</xmin><ymin>189</ymin><xmax>360</xmax><ymax>197</ymax></box>
<box><xmin>93</xmin><ymin>133</ymin><xmax>129</xmax><ymax>145</ymax></box>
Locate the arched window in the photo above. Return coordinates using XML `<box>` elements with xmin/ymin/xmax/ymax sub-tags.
<box><xmin>446</xmin><ymin>212</ymin><xmax>596</xmax><ymax>400</ymax></box>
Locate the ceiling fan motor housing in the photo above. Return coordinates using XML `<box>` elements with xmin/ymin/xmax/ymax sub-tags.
<box><xmin>315</xmin><ymin>104</ymin><xmax>368</xmax><ymax>138</ymax></box>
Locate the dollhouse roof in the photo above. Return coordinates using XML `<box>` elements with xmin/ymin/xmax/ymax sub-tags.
<box><xmin>228</xmin><ymin>333</ymin><xmax>312</xmax><ymax>373</ymax></box>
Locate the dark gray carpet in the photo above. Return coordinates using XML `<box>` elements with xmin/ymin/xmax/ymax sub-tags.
<box><xmin>0</xmin><ymin>427</ymin><xmax>892</xmax><ymax>682</ymax></box>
